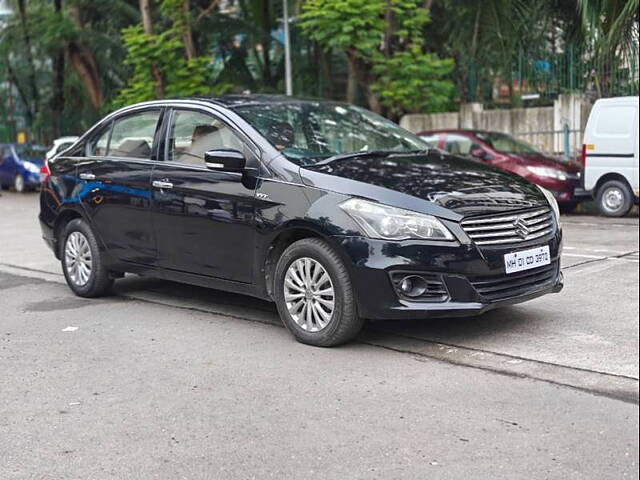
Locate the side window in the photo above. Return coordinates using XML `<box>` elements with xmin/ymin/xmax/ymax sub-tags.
<box><xmin>90</xmin><ymin>126</ymin><xmax>111</xmax><ymax>156</ymax></box>
<box><xmin>167</xmin><ymin>110</ymin><xmax>245</xmax><ymax>166</ymax></box>
<box><xmin>109</xmin><ymin>111</ymin><xmax>161</xmax><ymax>160</ymax></box>
<box><xmin>444</xmin><ymin>134</ymin><xmax>474</xmax><ymax>155</ymax></box>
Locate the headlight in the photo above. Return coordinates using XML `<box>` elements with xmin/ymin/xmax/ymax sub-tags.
<box><xmin>23</xmin><ymin>162</ymin><xmax>41</xmax><ymax>174</ymax></box>
<box><xmin>340</xmin><ymin>198</ymin><xmax>455</xmax><ymax>241</ymax></box>
<box><xmin>537</xmin><ymin>186</ymin><xmax>561</xmax><ymax>226</ymax></box>
<box><xmin>526</xmin><ymin>166</ymin><xmax>567</xmax><ymax>181</ymax></box>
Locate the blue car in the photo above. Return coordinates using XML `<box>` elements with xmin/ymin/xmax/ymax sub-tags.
<box><xmin>0</xmin><ymin>144</ymin><xmax>47</xmax><ymax>192</ymax></box>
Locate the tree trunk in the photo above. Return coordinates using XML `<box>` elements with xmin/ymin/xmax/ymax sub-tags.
<box><xmin>6</xmin><ymin>63</ymin><xmax>33</xmax><ymax>130</ymax></box>
<box><xmin>68</xmin><ymin>4</ymin><xmax>104</xmax><ymax>108</ymax></box>
<box><xmin>182</xmin><ymin>0</ymin><xmax>196</xmax><ymax>60</ymax></box>
<box><xmin>51</xmin><ymin>0</ymin><xmax>65</xmax><ymax>138</ymax></box>
<box><xmin>261</xmin><ymin>0</ymin><xmax>273</xmax><ymax>87</ymax></box>
<box><xmin>346</xmin><ymin>53</ymin><xmax>358</xmax><ymax>104</ymax></box>
<box><xmin>68</xmin><ymin>43</ymin><xmax>104</xmax><ymax>109</ymax></box>
<box><xmin>139</xmin><ymin>0</ymin><xmax>154</xmax><ymax>34</ymax></box>
<box><xmin>138</xmin><ymin>0</ymin><xmax>165</xmax><ymax>98</ymax></box>
<box><xmin>16</xmin><ymin>0</ymin><xmax>39</xmax><ymax>122</ymax></box>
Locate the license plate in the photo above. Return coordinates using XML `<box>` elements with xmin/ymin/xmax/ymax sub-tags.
<box><xmin>504</xmin><ymin>245</ymin><xmax>551</xmax><ymax>274</ymax></box>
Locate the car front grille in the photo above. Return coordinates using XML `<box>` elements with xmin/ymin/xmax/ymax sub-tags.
<box><xmin>461</xmin><ymin>208</ymin><xmax>556</xmax><ymax>246</ymax></box>
<box><xmin>469</xmin><ymin>262</ymin><xmax>559</xmax><ymax>301</ymax></box>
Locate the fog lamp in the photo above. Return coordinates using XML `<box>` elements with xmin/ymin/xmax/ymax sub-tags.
<box><xmin>398</xmin><ymin>275</ymin><xmax>428</xmax><ymax>298</ymax></box>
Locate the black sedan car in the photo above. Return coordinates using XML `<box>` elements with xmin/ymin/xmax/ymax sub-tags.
<box><xmin>39</xmin><ymin>95</ymin><xmax>563</xmax><ymax>346</ymax></box>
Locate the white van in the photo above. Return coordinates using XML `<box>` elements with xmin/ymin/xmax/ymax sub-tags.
<box><xmin>582</xmin><ymin>96</ymin><xmax>639</xmax><ymax>217</ymax></box>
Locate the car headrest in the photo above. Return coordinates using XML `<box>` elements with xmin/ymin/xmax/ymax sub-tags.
<box><xmin>267</xmin><ymin>122</ymin><xmax>295</xmax><ymax>149</ymax></box>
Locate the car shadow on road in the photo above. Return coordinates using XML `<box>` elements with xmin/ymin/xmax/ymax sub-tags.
<box><xmin>369</xmin><ymin>307</ymin><xmax>537</xmax><ymax>346</ymax></box>
<box><xmin>110</xmin><ymin>274</ymin><xmax>533</xmax><ymax>346</ymax></box>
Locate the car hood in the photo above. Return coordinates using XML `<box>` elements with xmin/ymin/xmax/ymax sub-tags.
<box><xmin>300</xmin><ymin>152</ymin><xmax>547</xmax><ymax>218</ymax></box>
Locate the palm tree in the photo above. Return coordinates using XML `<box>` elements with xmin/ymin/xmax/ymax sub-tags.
<box><xmin>578</xmin><ymin>0</ymin><xmax>640</xmax><ymax>96</ymax></box>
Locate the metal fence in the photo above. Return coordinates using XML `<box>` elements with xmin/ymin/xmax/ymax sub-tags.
<box><xmin>467</xmin><ymin>42</ymin><xmax>639</xmax><ymax>105</ymax></box>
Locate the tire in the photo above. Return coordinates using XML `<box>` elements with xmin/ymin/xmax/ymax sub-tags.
<box><xmin>13</xmin><ymin>174</ymin><xmax>26</xmax><ymax>193</ymax></box>
<box><xmin>597</xmin><ymin>180</ymin><xmax>633</xmax><ymax>217</ymax></box>
<box><xmin>274</xmin><ymin>238</ymin><xmax>364</xmax><ymax>347</ymax></box>
<box><xmin>559</xmin><ymin>202</ymin><xmax>578</xmax><ymax>214</ymax></box>
<box><xmin>61</xmin><ymin>218</ymin><xmax>113</xmax><ymax>297</ymax></box>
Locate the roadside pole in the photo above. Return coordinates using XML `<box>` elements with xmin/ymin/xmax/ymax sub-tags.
<box><xmin>283</xmin><ymin>0</ymin><xmax>292</xmax><ymax>96</ymax></box>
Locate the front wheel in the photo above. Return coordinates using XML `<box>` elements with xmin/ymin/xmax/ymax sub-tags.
<box><xmin>274</xmin><ymin>238</ymin><xmax>364</xmax><ymax>347</ymax></box>
<box><xmin>597</xmin><ymin>180</ymin><xmax>634</xmax><ymax>217</ymax></box>
<box><xmin>61</xmin><ymin>218</ymin><xmax>113</xmax><ymax>297</ymax></box>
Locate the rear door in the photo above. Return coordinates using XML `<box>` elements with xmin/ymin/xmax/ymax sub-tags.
<box><xmin>584</xmin><ymin>99</ymin><xmax>639</xmax><ymax>192</ymax></box>
<box><xmin>151</xmin><ymin>107</ymin><xmax>260</xmax><ymax>283</ymax></box>
<box><xmin>76</xmin><ymin>108</ymin><xmax>163</xmax><ymax>265</ymax></box>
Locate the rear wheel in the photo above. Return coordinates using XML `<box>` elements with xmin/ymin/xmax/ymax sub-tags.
<box><xmin>61</xmin><ymin>218</ymin><xmax>113</xmax><ymax>297</ymax></box>
<box><xmin>597</xmin><ymin>180</ymin><xmax>633</xmax><ymax>217</ymax></box>
<box><xmin>13</xmin><ymin>174</ymin><xmax>26</xmax><ymax>193</ymax></box>
<box><xmin>274</xmin><ymin>238</ymin><xmax>364</xmax><ymax>347</ymax></box>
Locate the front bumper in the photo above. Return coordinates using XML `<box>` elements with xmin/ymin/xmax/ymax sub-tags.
<box><xmin>336</xmin><ymin>230</ymin><xmax>563</xmax><ymax>320</ymax></box>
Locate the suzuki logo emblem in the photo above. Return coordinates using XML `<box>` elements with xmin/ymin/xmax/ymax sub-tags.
<box><xmin>514</xmin><ymin>217</ymin><xmax>530</xmax><ymax>239</ymax></box>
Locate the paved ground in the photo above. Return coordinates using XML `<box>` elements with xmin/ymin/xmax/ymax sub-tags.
<box><xmin>0</xmin><ymin>191</ymin><xmax>638</xmax><ymax>479</ymax></box>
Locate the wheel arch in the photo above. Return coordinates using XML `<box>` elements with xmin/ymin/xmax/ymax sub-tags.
<box><xmin>594</xmin><ymin>173</ymin><xmax>634</xmax><ymax>196</ymax></box>
<box><xmin>262</xmin><ymin>224</ymin><xmax>351</xmax><ymax>301</ymax></box>
<box><xmin>52</xmin><ymin>208</ymin><xmax>86</xmax><ymax>259</ymax></box>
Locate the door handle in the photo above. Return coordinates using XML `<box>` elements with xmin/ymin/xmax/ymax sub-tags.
<box><xmin>79</xmin><ymin>173</ymin><xmax>95</xmax><ymax>181</ymax></box>
<box><xmin>152</xmin><ymin>180</ymin><xmax>174</xmax><ymax>189</ymax></box>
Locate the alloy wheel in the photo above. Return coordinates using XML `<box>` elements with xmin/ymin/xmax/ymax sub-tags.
<box><xmin>64</xmin><ymin>231</ymin><xmax>93</xmax><ymax>287</ymax></box>
<box><xmin>283</xmin><ymin>257</ymin><xmax>335</xmax><ymax>332</ymax></box>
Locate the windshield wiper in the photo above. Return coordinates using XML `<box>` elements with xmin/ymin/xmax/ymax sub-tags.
<box><xmin>310</xmin><ymin>150</ymin><xmax>401</xmax><ymax>167</ymax></box>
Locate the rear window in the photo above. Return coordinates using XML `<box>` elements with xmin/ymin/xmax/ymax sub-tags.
<box><xmin>15</xmin><ymin>145</ymin><xmax>47</xmax><ymax>159</ymax></box>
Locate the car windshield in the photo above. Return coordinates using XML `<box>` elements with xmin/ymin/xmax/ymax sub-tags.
<box><xmin>475</xmin><ymin>132</ymin><xmax>540</xmax><ymax>155</ymax></box>
<box><xmin>234</xmin><ymin>102</ymin><xmax>429</xmax><ymax>165</ymax></box>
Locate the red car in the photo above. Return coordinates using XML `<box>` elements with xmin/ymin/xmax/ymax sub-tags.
<box><xmin>418</xmin><ymin>129</ymin><xmax>586</xmax><ymax>212</ymax></box>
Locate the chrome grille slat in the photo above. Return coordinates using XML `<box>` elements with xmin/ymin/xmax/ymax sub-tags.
<box><xmin>461</xmin><ymin>208</ymin><xmax>556</xmax><ymax>246</ymax></box>
<box><xmin>473</xmin><ymin>229</ymin><xmax>554</xmax><ymax>246</ymax></box>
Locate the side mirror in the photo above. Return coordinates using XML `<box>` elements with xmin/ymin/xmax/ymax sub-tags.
<box><xmin>204</xmin><ymin>149</ymin><xmax>246</xmax><ymax>173</ymax></box>
<box><xmin>470</xmin><ymin>148</ymin><xmax>487</xmax><ymax>159</ymax></box>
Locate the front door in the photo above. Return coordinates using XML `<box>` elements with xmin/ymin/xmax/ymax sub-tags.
<box><xmin>151</xmin><ymin>108</ymin><xmax>259</xmax><ymax>283</ymax></box>
<box><xmin>76</xmin><ymin>109</ymin><xmax>163</xmax><ymax>265</ymax></box>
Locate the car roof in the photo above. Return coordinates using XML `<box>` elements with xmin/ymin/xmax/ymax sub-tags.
<box><xmin>188</xmin><ymin>94</ymin><xmax>345</xmax><ymax>109</ymax></box>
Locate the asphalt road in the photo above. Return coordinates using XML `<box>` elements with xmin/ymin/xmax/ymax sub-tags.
<box><xmin>0</xmin><ymin>191</ymin><xmax>638</xmax><ymax>479</ymax></box>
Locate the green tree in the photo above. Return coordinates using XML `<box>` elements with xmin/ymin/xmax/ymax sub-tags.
<box><xmin>113</xmin><ymin>0</ymin><xmax>230</xmax><ymax>107</ymax></box>
<box><xmin>300</xmin><ymin>0</ymin><xmax>454</xmax><ymax>116</ymax></box>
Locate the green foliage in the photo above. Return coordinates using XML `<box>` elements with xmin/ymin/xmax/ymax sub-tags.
<box><xmin>113</xmin><ymin>19</ymin><xmax>231</xmax><ymax>107</ymax></box>
<box><xmin>300</xmin><ymin>0</ymin><xmax>385</xmax><ymax>56</ymax></box>
<box><xmin>373</xmin><ymin>46</ymin><xmax>455</xmax><ymax>115</ymax></box>
<box><xmin>301</xmin><ymin>0</ymin><xmax>455</xmax><ymax>115</ymax></box>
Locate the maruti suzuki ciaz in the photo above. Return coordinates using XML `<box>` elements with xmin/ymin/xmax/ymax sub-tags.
<box><xmin>39</xmin><ymin>95</ymin><xmax>563</xmax><ymax>346</ymax></box>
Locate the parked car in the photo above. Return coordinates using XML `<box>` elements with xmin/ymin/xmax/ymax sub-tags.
<box><xmin>46</xmin><ymin>136</ymin><xmax>80</xmax><ymax>161</ymax></box>
<box><xmin>419</xmin><ymin>129</ymin><xmax>586</xmax><ymax>213</ymax></box>
<box><xmin>0</xmin><ymin>143</ymin><xmax>47</xmax><ymax>192</ymax></box>
<box><xmin>581</xmin><ymin>96</ymin><xmax>639</xmax><ymax>217</ymax></box>
<box><xmin>40</xmin><ymin>96</ymin><xmax>563</xmax><ymax>346</ymax></box>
